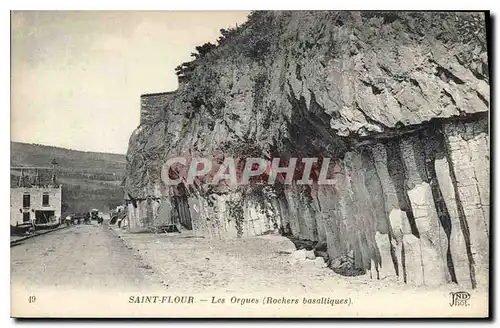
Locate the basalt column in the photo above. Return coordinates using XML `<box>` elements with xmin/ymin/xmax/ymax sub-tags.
<box><xmin>400</xmin><ymin>136</ymin><xmax>449</xmax><ymax>286</ymax></box>
<box><xmin>425</xmin><ymin>129</ymin><xmax>472</xmax><ymax>288</ymax></box>
<box><xmin>442</xmin><ymin>118</ymin><xmax>490</xmax><ymax>289</ymax></box>
<box><xmin>314</xmin><ymin>184</ymin><xmax>349</xmax><ymax>265</ymax></box>
<box><xmin>360</xmin><ymin>147</ymin><xmax>399</xmax><ymax>280</ymax></box>
<box><xmin>371</xmin><ymin>143</ymin><xmax>408</xmax><ymax>282</ymax></box>
<box><xmin>330</xmin><ymin>152</ymin><xmax>382</xmax><ymax>277</ymax></box>
<box><xmin>385</xmin><ymin>140</ymin><xmax>423</xmax><ymax>285</ymax></box>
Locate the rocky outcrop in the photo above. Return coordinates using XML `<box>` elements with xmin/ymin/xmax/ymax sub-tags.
<box><xmin>123</xmin><ymin>11</ymin><xmax>489</xmax><ymax>289</ymax></box>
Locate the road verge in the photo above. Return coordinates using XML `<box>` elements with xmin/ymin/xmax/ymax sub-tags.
<box><xmin>10</xmin><ymin>225</ymin><xmax>69</xmax><ymax>246</ymax></box>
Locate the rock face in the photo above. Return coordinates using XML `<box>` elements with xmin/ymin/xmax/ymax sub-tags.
<box><xmin>123</xmin><ymin>12</ymin><xmax>489</xmax><ymax>288</ymax></box>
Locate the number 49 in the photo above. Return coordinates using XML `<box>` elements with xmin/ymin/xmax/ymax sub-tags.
<box><xmin>28</xmin><ymin>295</ymin><xmax>36</xmax><ymax>303</ymax></box>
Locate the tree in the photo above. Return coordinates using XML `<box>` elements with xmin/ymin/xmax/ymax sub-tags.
<box><xmin>191</xmin><ymin>42</ymin><xmax>217</xmax><ymax>59</ymax></box>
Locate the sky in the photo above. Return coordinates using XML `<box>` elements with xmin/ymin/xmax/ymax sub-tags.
<box><xmin>11</xmin><ymin>11</ymin><xmax>250</xmax><ymax>154</ymax></box>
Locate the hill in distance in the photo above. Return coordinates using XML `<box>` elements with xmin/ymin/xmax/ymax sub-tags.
<box><xmin>11</xmin><ymin>142</ymin><xmax>127</xmax><ymax>215</ymax></box>
<box><xmin>11</xmin><ymin>142</ymin><xmax>126</xmax><ymax>176</ymax></box>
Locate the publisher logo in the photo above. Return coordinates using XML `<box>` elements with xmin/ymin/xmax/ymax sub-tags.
<box><xmin>449</xmin><ymin>291</ymin><xmax>470</xmax><ymax>307</ymax></box>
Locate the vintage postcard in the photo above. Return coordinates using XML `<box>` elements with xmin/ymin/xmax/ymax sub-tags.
<box><xmin>10</xmin><ymin>10</ymin><xmax>490</xmax><ymax>318</ymax></box>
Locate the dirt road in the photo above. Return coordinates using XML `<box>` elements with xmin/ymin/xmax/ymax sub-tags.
<box><xmin>10</xmin><ymin>220</ymin><xmax>488</xmax><ymax>318</ymax></box>
<box><xmin>10</xmin><ymin>222</ymin><xmax>158</xmax><ymax>292</ymax></box>
<box><xmin>11</xmin><ymin>219</ymin><xmax>469</xmax><ymax>295</ymax></box>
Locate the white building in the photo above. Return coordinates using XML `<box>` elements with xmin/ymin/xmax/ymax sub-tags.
<box><xmin>10</xmin><ymin>167</ymin><xmax>62</xmax><ymax>226</ymax></box>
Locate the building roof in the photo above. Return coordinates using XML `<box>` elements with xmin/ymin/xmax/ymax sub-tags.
<box><xmin>10</xmin><ymin>168</ymin><xmax>57</xmax><ymax>188</ymax></box>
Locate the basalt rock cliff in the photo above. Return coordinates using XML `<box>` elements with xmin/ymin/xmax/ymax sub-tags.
<box><xmin>123</xmin><ymin>11</ymin><xmax>490</xmax><ymax>288</ymax></box>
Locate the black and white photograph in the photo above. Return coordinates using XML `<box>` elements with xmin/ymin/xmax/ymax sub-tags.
<box><xmin>9</xmin><ymin>9</ymin><xmax>491</xmax><ymax>318</ymax></box>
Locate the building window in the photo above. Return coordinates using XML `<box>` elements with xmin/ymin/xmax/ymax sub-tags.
<box><xmin>23</xmin><ymin>212</ymin><xmax>30</xmax><ymax>222</ymax></box>
<box><xmin>23</xmin><ymin>193</ymin><xmax>30</xmax><ymax>208</ymax></box>
<box><xmin>42</xmin><ymin>193</ymin><xmax>49</xmax><ymax>206</ymax></box>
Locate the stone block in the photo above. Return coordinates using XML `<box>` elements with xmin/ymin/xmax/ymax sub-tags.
<box><xmin>305</xmin><ymin>250</ymin><xmax>316</xmax><ymax>260</ymax></box>
<box><xmin>292</xmin><ymin>249</ymin><xmax>307</xmax><ymax>261</ymax></box>
<box><xmin>402</xmin><ymin>234</ymin><xmax>424</xmax><ymax>286</ymax></box>
<box><xmin>314</xmin><ymin>257</ymin><xmax>327</xmax><ymax>268</ymax></box>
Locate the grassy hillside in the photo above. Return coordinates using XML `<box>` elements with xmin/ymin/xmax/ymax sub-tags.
<box><xmin>11</xmin><ymin>142</ymin><xmax>126</xmax><ymax>215</ymax></box>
